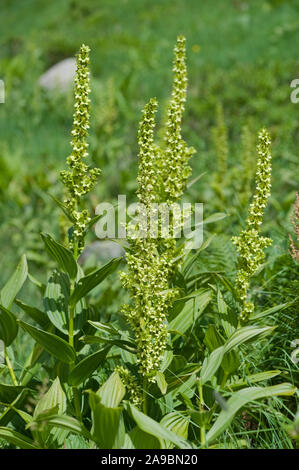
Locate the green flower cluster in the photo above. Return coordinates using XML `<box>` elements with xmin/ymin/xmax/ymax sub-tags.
<box><xmin>115</xmin><ymin>366</ymin><xmax>142</xmax><ymax>406</ymax></box>
<box><xmin>158</xmin><ymin>35</ymin><xmax>195</xmax><ymax>204</ymax></box>
<box><xmin>232</xmin><ymin>128</ymin><xmax>272</xmax><ymax>321</ymax></box>
<box><xmin>60</xmin><ymin>44</ymin><xmax>100</xmax><ymax>256</ymax></box>
<box><xmin>121</xmin><ymin>100</ymin><xmax>177</xmax><ymax>380</ymax></box>
<box><xmin>121</xmin><ymin>36</ymin><xmax>194</xmax><ymax>381</ymax></box>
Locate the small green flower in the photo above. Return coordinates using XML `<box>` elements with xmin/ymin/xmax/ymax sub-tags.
<box><xmin>232</xmin><ymin>128</ymin><xmax>272</xmax><ymax>322</ymax></box>
<box><xmin>60</xmin><ymin>44</ymin><xmax>100</xmax><ymax>256</ymax></box>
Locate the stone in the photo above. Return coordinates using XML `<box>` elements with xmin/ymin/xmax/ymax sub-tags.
<box><xmin>39</xmin><ymin>58</ymin><xmax>76</xmax><ymax>92</ymax></box>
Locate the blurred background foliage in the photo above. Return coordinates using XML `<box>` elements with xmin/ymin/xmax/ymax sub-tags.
<box><xmin>0</xmin><ymin>1</ymin><xmax>298</xmax><ymax>303</ymax></box>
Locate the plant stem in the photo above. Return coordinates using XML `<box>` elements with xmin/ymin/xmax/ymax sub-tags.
<box><xmin>198</xmin><ymin>382</ymin><xmax>206</xmax><ymax>448</ymax></box>
<box><xmin>4</xmin><ymin>346</ymin><xmax>18</xmax><ymax>386</ymax></box>
<box><xmin>72</xmin><ymin>386</ymin><xmax>82</xmax><ymax>419</ymax></box>
<box><xmin>69</xmin><ymin>304</ymin><xmax>75</xmax><ymax>347</ymax></box>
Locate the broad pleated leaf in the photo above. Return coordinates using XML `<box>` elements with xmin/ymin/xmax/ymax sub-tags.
<box><xmin>0</xmin><ymin>255</ymin><xmax>28</xmax><ymax>310</ymax></box>
<box><xmin>159</xmin><ymin>412</ymin><xmax>190</xmax><ymax>449</ymax></box>
<box><xmin>200</xmin><ymin>346</ymin><xmax>224</xmax><ymax>385</ymax></box>
<box><xmin>31</xmin><ymin>414</ymin><xmax>90</xmax><ymax>440</ymax></box>
<box><xmin>19</xmin><ymin>320</ymin><xmax>76</xmax><ymax>363</ymax></box>
<box><xmin>129</xmin><ymin>427</ymin><xmax>160</xmax><ymax>449</ymax></box>
<box><xmin>169</xmin><ymin>289</ymin><xmax>212</xmax><ymax>335</ymax></box>
<box><xmin>207</xmin><ymin>383</ymin><xmax>297</xmax><ymax>443</ymax></box>
<box><xmin>31</xmin><ymin>415</ymin><xmax>91</xmax><ymax>439</ymax></box>
<box><xmin>0</xmin><ymin>426</ymin><xmax>40</xmax><ymax>449</ymax></box>
<box><xmin>34</xmin><ymin>377</ymin><xmax>66</xmax><ymax>417</ymax></box>
<box><xmin>230</xmin><ymin>370</ymin><xmax>282</xmax><ymax>389</ymax></box>
<box><xmin>224</xmin><ymin>325</ymin><xmax>275</xmax><ymax>353</ymax></box>
<box><xmin>44</xmin><ymin>269</ymin><xmax>86</xmax><ymax>335</ymax></box>
<box><xmin>44</xmin><ymin>270</ymin><xmax>70</xmax><ymax>334</ymax></box>
<box><xmin>127</xmin><ymin>404</ymin><xmax>192</xmax><ymax>449</ymax></box>
<box><xmin>89</xmin><ymin>392</ymin><xmax>125</xmax><ymax>449</ymax></box>
<box><xmin>156</xmin><ymin>371</ymin><xmax>168</xmax><ymax>395</ymax></box>
<box><xmin>33</xmin><ymin>377</ymin><xmax>67</xmax><ymax>446</ymax></box>
<box><xmin>97</xmin><ymin>371</ymin><xmax>125</xmax><ymax>408</ymax></box>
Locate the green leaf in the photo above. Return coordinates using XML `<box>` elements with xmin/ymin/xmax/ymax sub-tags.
<box><xmin>250</xmin><ymin>302</ymin><xmax>293</xmax><ymax>320</ymax></box>
<box><xmin>80</xmin><ymin>335</ymin><xmax>136</xmax><ymax>353</ymax></box>
<box><xmin>182</xmin><ymin>234</ymin><xmax>216</xmax><ymax>276</ymax></box>
<box><xmin>34</xmin><ymin>377</ymin><xmax>66</xmax><ymax>417</ymax></box>
<box><xmin>15</xmin><ymin>299</ymin><xmax>50</xmax><ymax>328</ymax></box>
<box><xmin>0</xmin><ymin>426</ymin><xmax>40</xmax><ymax>449</ymax></box>
<box><xmin>31</xmin><ymin>414</ymin><xmax>91</xmax><ymax>440</ymax></box>
<box><xmin>156</xmin><ymin>371</ymin><xmax>168</xmax><ymax>395</ymax></box>
<box><xmin>127</xmin><ymin>403</ymin><xmax>191</xmax><ymax>449</ymax></box>
<box><xmin>44</xmin><ymin>269</ymin><xmax>86</xmax><ymax>335</ymax></box>
<box><xmin>159</xmin><ymin>412</ymin><xmax>190</xmax><ymax>449</ymax></box>
<box><xmin>169</xmin><ymin>289</ymin><xmax>212</xmax><ymax>336</ymax></box>
<box><xmin>49</xmin><ymin>194</ymin><xmax>75</xmax><ymax>223</ymax></box>
<box><xmin>201</xmin><ymin>326</ymin><xmax>274</xmax><ymax>383</ymax></box>
<box><xmin>88</xmin><ymin>320</ymin><xmax>120</xmax><ymax>336</ymax></box>
<box><xmin>69</xmin><ymin>257</ymin><xmax>122</xmax><ymax>306</ymax></box>
<box><xmin>129</xmin><ymin>427</ymin><xmax>160</xmax><ymax>449</ymax></box>
<box><xmin>97</xmin><ymin>371</ymin><xmax>125</xmax><ymax>408</ymax></box>
<box><xmin>18</xmin><ymin>320</ymin><xmax>76</xmax><ymax>363</ymax></box>
<box><xmin>0</xmin><ymin>384</ymin><xmax>28</xmax><ymax>404</ymax></box>
<box><xmin>68</xmin><ymin>347</ymin><xmax>110</xmax><ymax>386</ymax></box>
<box><xmin>89</xmin><ymin>392</ymin><xmax>124</xmax><ymax>448</ymax></box>
<box><xmin>217</xmin><ymin>289</ymin><xmax>236</xmax><ymax>337</ymax></box>
<box><xmin>207</xmin><ymin>383</ymin><xmax>297</xmax><ymax>443</ymax></box>
<box><xmin>203</xmin><ymin>212</ymin><xmax>227</xmax><ymax>224</ymax></box>
<box><xmin>204</xmin><ymin>325</ymin><xmax>223</xmax><ymax>352</ymax></box>
<box><xmin>0</xmin><ymin>390</ymin><xmax>28</xmax><ymax>426</ymax></box>
<box><xmin>33</xmin><ymin>377</ymin><xmax>67</xmax><ymax>446</ymax></box>
<box><xmin>0</xmin><ymin>255</ymin><xmax>28</xmax><ymax>310</ymax></box>
<box><xmin>200</xmin><ymin>346</ymin><xmax>225</xmax><ymax>385</ymax></box>
<box><xmin>224</xmin><ymin>325</ymin><xmax>275</xmax><ymax>353</ymax></box>
<box><xmin>41</xmin><ymin>233</ymin><xmax>77</xmax><ymax>279</ymax></box>
<box><xmin>230</xmin><ymin>370</ymin><xmax>282</xmax><ymax>389</ymax></box>
<box><xmin>44</xmin><ymin>269</ymin><xmax>70</xmax><ymax>334</ymax></box>
<box><xmin>213</xmin><ymin>273</ymin><xmax>236</xmax><ymax>298</ymax></box>
<box><xmin>0</xmin><ymin>305</ymin><xmax>18</xmax><ymax>346</ymax></box>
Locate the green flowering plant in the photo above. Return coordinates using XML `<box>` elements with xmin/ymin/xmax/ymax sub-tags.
<box><xmin>120</xmin><ymin>36</ymin><xmax>195</xmax><ymax>390</ymax></box>
<box><xmin>0</xmin><ymin>38</ymin><xmax>296</xmax><ymax>451</ymax></box>
<box><xmin>232</xmin><ymin>129</ymin><xmax>272</xmax><ymax>322</ymax></box>
<box><xmin>60</xmin><ymin>44</ymin><xmax>100</xmax><ymax>257</ymax></box>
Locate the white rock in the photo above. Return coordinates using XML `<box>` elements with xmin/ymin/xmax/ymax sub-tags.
<box><xmin>39</xmin><ymin>58</ymin><xmax>76</xmax><ymax>92</ymax></box>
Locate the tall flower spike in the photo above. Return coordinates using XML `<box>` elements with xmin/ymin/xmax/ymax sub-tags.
<box><xmin>120</xmin><ymin>99</ymin><xmax>176</xmax><ymax>381</ymax></box>
<box><xmin>60</xmin><ymin>44</ymin><xmax>100</xmax><ymax>256</ymax></box>
<box><xmin>289</xmin><ymin>192</ymin><xmax>299</xmax><ymax>262</ymax></box>
<box><xmin>158</xmin><ymin>35</ymin><xmax>195</xmax><ymax>204</ymax></box>
<box><xmin>232</xmin><ymin>128</ymin><xmax>272</xmax><ymax>322</ymax></box>
<box><xmin>120</xmin><ymin>36</ymin><xmax>193</xmax><ymax>383</ymax></box>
